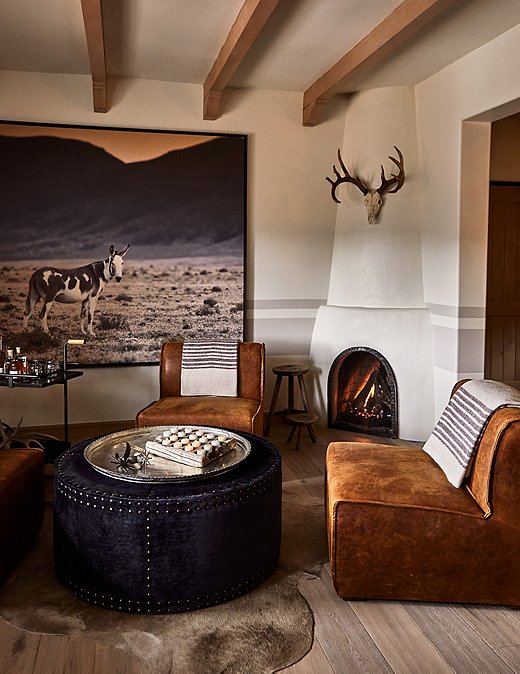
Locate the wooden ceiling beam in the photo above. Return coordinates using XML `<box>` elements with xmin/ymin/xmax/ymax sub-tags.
<box><xmin>303</xmin><ymin>0</ymin><xmax>460</xmax><ymax>126</ymax></box>
<box><xmin>80</xmin><ymin>0</ymin><xmax>108</xmax><ymax>112</ymax></box>
<box><xmin>203</xmin><ymin>0</ymin><xmax>281</xmax><ymax>120</ymax></box>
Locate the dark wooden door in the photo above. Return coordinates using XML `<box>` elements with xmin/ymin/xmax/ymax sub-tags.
<box><xmin>485</xmin><ymin>184</ymin><xmax>520</xmax><ymax>382</ymax></box>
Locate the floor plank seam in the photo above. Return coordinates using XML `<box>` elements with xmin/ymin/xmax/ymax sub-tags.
<box><xmin>453</xmin><ymin>604</ymin><xmax>518</xmax><ymax>672</ymax></box>
<box><xmin>400</xmin><ymin>602</ymin><xmax>457</xmax><ymax>673</ymax></box>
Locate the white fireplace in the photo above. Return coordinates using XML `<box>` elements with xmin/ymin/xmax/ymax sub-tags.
<box><xmin>310</xmin><ymin>305</ymin><xmax>434</xmax><ymax>441</ymax></box>
<box><xmin>309</xmin><ymin>87</ymin><xmax>435</xmax><ymax>442</ymax></box>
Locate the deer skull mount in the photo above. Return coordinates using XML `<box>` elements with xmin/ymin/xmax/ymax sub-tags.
<box><xmin>326</xmin><ymin>146</ymin><xmax>405</xmax><ymax>224</ymax></box>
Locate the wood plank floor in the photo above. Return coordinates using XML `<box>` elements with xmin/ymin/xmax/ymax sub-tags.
<box><xmin>277</xmin><ymin>421</ymin><xmax>520</xmax><ymax>674</ymax></box>
<box><xmin>1</xmin><ymin>419</ymin><xmax>519</xmax><ymax>673</ymax></box>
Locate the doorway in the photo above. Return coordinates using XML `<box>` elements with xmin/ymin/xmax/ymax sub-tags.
<box><xmin>485</xmin><ymin>183</ymin><xmax>520</xmax><ymax>384</ymax></box>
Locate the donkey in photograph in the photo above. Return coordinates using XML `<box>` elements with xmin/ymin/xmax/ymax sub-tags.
<box><xmin>22</xmin><ymin>244</ymin><xmax>130</xmax><ymax>336</ymax></box>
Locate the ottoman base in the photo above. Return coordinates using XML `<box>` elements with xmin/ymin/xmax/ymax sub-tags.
<box><xmin>53</xmin><ymin>433</ymin><xmax>282</xmax><ymax>613</ymax></box>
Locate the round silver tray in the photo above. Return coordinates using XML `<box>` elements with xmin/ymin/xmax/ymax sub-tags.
<box><xmin>84</xmin><ymin>426</ymin><xmax>251</xmax><ymax>483</ymax></box>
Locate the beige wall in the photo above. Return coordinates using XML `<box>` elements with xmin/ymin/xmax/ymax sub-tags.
<box><xmin>416</xmin><ymin>23</ymin><xmax>520</xmax><ymax>415</ymax></box>
<box><xmin>3</xmin><ymin>19</ymin><xmax>520</xmax><ymax>431</ymax></box>
<box><xmin>0</xmin><ymin>72</ymin><xmax>344</xmax><ymax>426</ymax></box>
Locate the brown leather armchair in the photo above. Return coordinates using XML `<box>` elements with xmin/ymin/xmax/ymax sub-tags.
<box><xmin>325</xmin><ymin>380</ymin><xmax>520</xmax><ymax>606</ymax></box>
<box><xmin>136</xmin><ymin>341</ymin><xmax>265</xmax><ymax>435</ymax></box>
<box><xmin>0</xmin><ymin>447</ymin><xmax>45</xmax><ymax>581</ymax></box>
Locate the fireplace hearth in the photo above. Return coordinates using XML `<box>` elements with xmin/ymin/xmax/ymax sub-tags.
<box><xmin>328</xmin><ymin>347</ymin><xmax>398</xmax><ymax>438</ymax></box>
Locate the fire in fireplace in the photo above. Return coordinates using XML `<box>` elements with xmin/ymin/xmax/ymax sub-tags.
<box><xmin>328</xmin><ymin>347</ymin><xmax>398</xmax><ymax>438</ymax></box>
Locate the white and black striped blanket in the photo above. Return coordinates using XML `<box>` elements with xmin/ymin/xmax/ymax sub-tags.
<box><xmin>180</xmin><ymin>341</ymin><xmax>238</xmax><ymax>397</ymax></box>
<box><xmin>422</xmin><ymin>379</ymin><xmax>520</xmax><ymax>487</ymax></box>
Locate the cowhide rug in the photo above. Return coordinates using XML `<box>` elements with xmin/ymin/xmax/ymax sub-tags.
<box><xmin>0</xmin><ymin>476</ymin><xmax>327</xmax><ymax>673</ymax></box>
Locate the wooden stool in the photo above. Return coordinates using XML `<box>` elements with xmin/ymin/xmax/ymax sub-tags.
<box><xmin>264</xmin><ymin>364</ymin><xmax>312</xmax><ymax>436</ymax></box>
<box><xmin>286</xmin><ymin>413</ymin><xmax>318</xmax><ymax>451</ymax></box>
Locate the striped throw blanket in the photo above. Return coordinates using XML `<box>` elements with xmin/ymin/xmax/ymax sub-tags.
<box><xmin>423</xmin><ymin>379</ymin><xmax>520</xmax><ymax>487</ymax></box>
<box><xmin>180</xmin><ymin>341</ymin><xmax>238</xmax><ymax>397</ymax></box>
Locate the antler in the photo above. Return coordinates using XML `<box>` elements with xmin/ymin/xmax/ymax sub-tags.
<box><xmin>326</xmin><ymin>149</ymin><xmax>369</xmax><ymax>204</ymax></box>
<box><xmin>0</xmin><ymin>418</ymin><xmax>23</xmax><ymax>449</ymax></box>
<box><xmin>376</xmin><ymin>146</ymin><xmax>405</xmax><ymax>195</ymax></box>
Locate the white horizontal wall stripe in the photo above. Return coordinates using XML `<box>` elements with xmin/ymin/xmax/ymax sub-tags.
<box><xmin>247</xmin><ymin>299</ymin><xmax>326</xmax><ymax>310</ymax></box>
<box><xmin>459</xmin><ymin>319</ymin><xmax>486</xmax><ymax>330</ymax></box>
<box><xmin>430</xmin><ymin>314</ymin><xmax>486</xmax><ymax>330</ymax></box>
<box><xmin>427</xmin><ymin>303</ymin><xmax>459</xmax><ymax>318</ymax></box>
<box><xmin>246</xmin><ymin>299</ymin><xmax>323</xmax><ymax>355</ymax></box>
<box><xmin>427</xmin><ymin>302</ymin><xmax>486</xmax><ymax>319</ymax></box>
<box><xmin>247</xmin><ymin>308</ymin><xmax>319</xmax><ymax>320</ymax></box>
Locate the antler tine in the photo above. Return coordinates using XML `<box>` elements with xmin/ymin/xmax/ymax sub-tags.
<box><xmin>0</xmin><ymin>417</ymin><xmax>23</xmax><ymax>449</ymax></box>
<box><xmin>326</xmin><ymin>148</ymin><xmax>369</xmax><ymax>203</ymax></box>
<box><xmin>377</xmin><ymin>146</ymin><xmax>405</xmax><ymax>195</ymax></box>
<box><xmin>0</xmin><ymin>420</ymin><xmax>9</xmax><ymax>449</ymax></box>
<box><xmin>12</xmin><ymin>416</ymin><xmax>23</xmax><ymax>438</ymax></box>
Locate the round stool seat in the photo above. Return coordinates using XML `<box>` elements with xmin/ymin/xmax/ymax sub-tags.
<box><xmin>286</xmin><ymin>413</ymin><xmax>319</xmax><ymax>451</ymax></box>
<box><xmin>264</xmin><ymin>364</ymin><xmax>313</xmax><ymax>436</ymax></box>
<box><xmin>53</xmin><ymin>432</ymin><xmax>281</xmax><ymax>614</ymax></box>
<box><xmin>272</xmin><ymin>364</ymin><xmax>308</xmax><ymax>376</ymax></box>
<box><xmin>286</xmin><ymin>412</ymin><xmax>319</xmax><ymax>426</ymax></box>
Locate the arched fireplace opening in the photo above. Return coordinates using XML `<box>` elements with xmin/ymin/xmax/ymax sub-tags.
<box><xmin>328</xmin><ymin>347</ymin><xmax>398</xmax><ymax>438</ymax></box>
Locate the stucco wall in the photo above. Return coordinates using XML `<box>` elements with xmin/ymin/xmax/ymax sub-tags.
<box><xmin>416</xmin><ymin>22</ymin><xmax>520</xmax><ymax>416</ymax></box>
<box><xmin>3</xmin><ymin>19</ymin><xmax>520</xmax><ymax>431</ymax></box>
<box><xmin>327</xmin><ymin>86</ymin><xmax>423</xmax><ymax>308</ymax></box>
<box><xmin>310</xmin><ymin>86</ymin><xmax>434</xmax><ymax>441</ymax></box>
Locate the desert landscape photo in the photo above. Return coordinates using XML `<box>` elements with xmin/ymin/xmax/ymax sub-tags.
<box><xmin>0</xmin><ymin>123</ymin><xmax>246</xmax><ymax>365</ymax></box>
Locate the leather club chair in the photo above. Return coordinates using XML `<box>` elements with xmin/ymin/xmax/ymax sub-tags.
<box><xmin>325</xmin><ymin>380</ymin><xmax>520</xmax><ymax>606</ymax></box>
<box><xmin>0</xmin><ymin>447</ymin><xmax>45</xmax><ymax>581</ymax></box>
<box><xmin>136</xmin><ymin>341</ymin><xmax>265</xmax><ymax>435</ymax></box>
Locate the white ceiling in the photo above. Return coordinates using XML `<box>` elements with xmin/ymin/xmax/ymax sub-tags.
<box><xmin>2</xmin><ymin>0</ymin><xmax>520</xmax><ymax>95</ymax></box>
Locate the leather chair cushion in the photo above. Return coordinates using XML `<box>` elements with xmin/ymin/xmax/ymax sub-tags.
<box><xmin>326</xmin><ymin>442</ymin><xmax>484</xmax><ymax>516</ymax></box>
<box><xmin>136</xmin><ymin>396</ymin><xmax>263</xmax><ymax>434</ymax></box>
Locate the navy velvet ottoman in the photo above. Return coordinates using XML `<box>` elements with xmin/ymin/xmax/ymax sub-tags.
<box><xmin>53</xmin><ymin>431</ymin><xmax>281</xmax><ymax>613</ymax></box>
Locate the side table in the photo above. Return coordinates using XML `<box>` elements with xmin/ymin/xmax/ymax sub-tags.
<box><xmin>0</xmin><ymin>369</ymin><xmax>83</xmax><ymax>455</ymax></box>
<box><xmin>53</xmin><ymin>431</ymin><xmax>282</xmax><ymax>614</ymax></box>
<box><xmin>264</xmin><ymin>364</ymin><xmax>312</xmax><ymax>436</ymax></box>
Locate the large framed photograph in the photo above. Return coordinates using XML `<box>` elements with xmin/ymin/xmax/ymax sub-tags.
<box><xmin>0</xmin><ymin>122</ymin><xmax>246</xmax><ymax>365</ymax></box>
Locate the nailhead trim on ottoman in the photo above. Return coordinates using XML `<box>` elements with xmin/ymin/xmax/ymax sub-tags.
<box><xmin>53</xmin><ymin>431</ymin><xmax>282</xmax><ymax>613</ymax></box>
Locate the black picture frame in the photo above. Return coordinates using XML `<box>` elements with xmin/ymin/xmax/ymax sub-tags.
<box><xmin>0</xmin><ymin>121</ymin><xmax>247</xmax><ymax>366</ymax></box>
